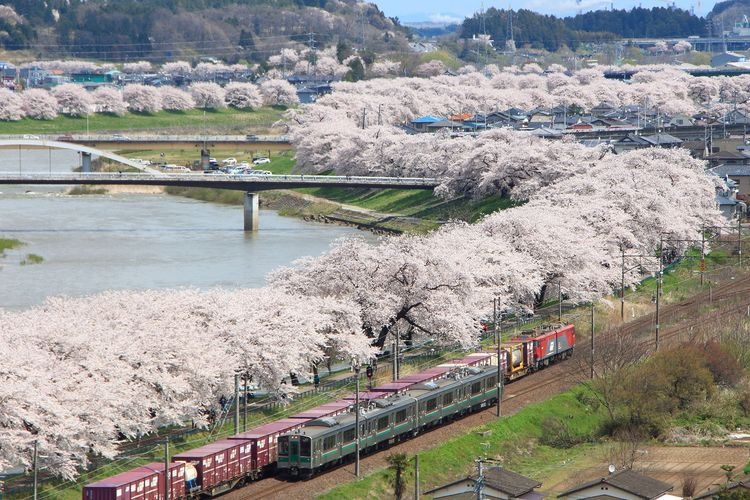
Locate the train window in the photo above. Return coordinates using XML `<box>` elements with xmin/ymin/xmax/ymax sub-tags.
<box><xmin>443</xmin><ymin>392</ymin><xmax>453</xmax><ymax>405</ymax></box>
<box><xmin>471</xmin><ymin>382</ymin><xmax>482</xmax><ymax>395</ymax></box>
<box><xmin>395</xmin><ymin>409</ymin><xmax>407</xmax><ymax>423</ymax></box>
<box><xmin>343</xmin><ymin>428</ymin><xmax>355</xmax><ymax>442</ymax></box>
<box><xmin>488</xmin><ymin>376</ymin><xmax>497</xmax><ymax>387</ymax></box>
<box><xmin>300</xmin><ymin>437</ymin><xmax>311</xmax><ymax>456</ymax></box>
<box><xmin>377</xmin><ymin>416</ymin><xmax>389</xmax><ymax>431</ymax></box>
<box><xmin>426</xmin><ymin>398</ymin><xmax>438</xmax><ymax>412</ymax></box>
<box><xmin>323</xmin><ymin>435</ymin><xmax>336</xmax><ymax>451</ymax></box>
<box><xmin>279</xmin><ymin>438</ymin><xmax>289</xmax><ymax>455</ymax></box>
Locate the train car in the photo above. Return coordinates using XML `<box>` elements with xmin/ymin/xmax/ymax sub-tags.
<box><xmin>136</xmin><ymin>463</ymin><xmax>187</xmax><ymax>500</ymax></box>
<box><xmin>83</xmin><ymin>467</ymin><xmax>163</xmax><ymax>500</ymax></box>
<box><xmin>228</xmin><ymin>418</ymin><xmax>307</xmax><ymax>476</ymax></box>
<box><xmin>277</xmin><ymin>365</ymin><xmax>499</xmax><ymax>477</ymax></box>
<box><xmin>171</xmin><ymin>438</ymin><xmax>251</xmax><ymax>497</ymax></box>
<box><xmin>511</xmin><ymin>324</ymin><xmax>575</xmax><ymax>370</ymax></box>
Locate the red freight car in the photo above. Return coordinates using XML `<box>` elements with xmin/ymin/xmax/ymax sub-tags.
<box><xmin>229</xmin><ymin>418</ymin><xmax>306</xmax><ymax>475</ymax></box>
<box><xmin>512</xmin><ymin>324</ymin><xmax>575</xmax><ymax>370</ymax></box>
<box><xmin>171</xmin><ymin>438</ymin><xmax>251</xmax><ymax>497</ymax></box>
<box><xmin>136</xmin><ymin>462</ymin><xmax>186</xmax><ymax>500</ymax></box>
<box><xmin>83</xmin><ymin>467</ymin><xmax>161</xmax><ymax>500</ymax></box>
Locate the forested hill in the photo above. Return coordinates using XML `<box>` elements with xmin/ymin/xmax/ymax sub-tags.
<box><xmin>0</xmin><ymin>0</ymin><xmax>408</xmax><ymax>61</ymax></box>
<box><xmin>460</xmin><ymin>6</ymin><xmax>705</xmax><ymax>51</ymax></box>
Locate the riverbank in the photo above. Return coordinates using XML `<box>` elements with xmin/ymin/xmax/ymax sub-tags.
<box><xmin>163</xmin><ymin>186</ymin><xmax>513</xmax><ymax>234</ymax></box>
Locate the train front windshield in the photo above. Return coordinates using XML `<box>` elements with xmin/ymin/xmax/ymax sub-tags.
<box><xmin>278</xmin><ymin>436</ymin><xmax>289</xmax><ymax>457</ymax></box>
<box><xmin>300</xmin><ymin>436</ymin><xmax>311</xmax><ymax>457</ymax></box>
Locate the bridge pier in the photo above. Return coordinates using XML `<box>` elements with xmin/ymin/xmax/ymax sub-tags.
<box><xmin>81</xmin><ymin>152</ymin><xmax>92</xmax><ymax>173</ymax></box>
<box><xmin>244</xmin><ymin>192</ymin><xmax>259</xmax><ymax>231</ymax></box>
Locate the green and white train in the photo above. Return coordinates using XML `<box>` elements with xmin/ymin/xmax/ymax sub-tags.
<box><xmin>277</xmin><ymin>365</ymin><xmax>499</xmax><ymax>477</ymax></box>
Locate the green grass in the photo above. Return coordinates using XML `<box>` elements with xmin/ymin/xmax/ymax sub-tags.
<box><xmin>318</xmin><ymin>389</ymin><xmax>606</xmax><ymax>499</ymax></box>
<box><xmin>68</xmin><ymin>186</ymin><xmax>108</xmax><ymax>195</ymax></box>
<box><xmin>0</xmin><ymin>107</ymin><xmax>287</xmax><ymax>135</ymax></box>
<box><xmin>20</xmin><ymin>254</ymin><xmax>44</xmax><ymax>265</ymax></box>
<box><xmin>0</xmin><ymin>237</ymin><xmax>24</xmax><ymax>256</ymax></box>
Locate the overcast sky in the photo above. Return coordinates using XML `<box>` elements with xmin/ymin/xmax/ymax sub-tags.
<box><xmin>372</xmin><ymin>0</ymin><xmax>712</xmax><ymax>23</ymax></box>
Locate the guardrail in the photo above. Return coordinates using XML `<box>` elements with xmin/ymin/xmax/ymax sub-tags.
<box><xmin>0</xmin><ymin>134</ymin><xmax>290</xmax><ymax>143</ymax></box>
<box><xmin>0</xmin><ymin>172</ymin><xmax>440</xmax><ymax>187</ymax></box>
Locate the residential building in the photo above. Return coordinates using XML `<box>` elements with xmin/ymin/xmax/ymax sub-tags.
<box><xmin>425</xmin><ymin>466</ymin><xmax>543</xmax><ymax>499</ymax></box>
<box><xmin>558</xmin><ymin>469</ymin><xmax>675</xmax><ymax>500</ymax></box>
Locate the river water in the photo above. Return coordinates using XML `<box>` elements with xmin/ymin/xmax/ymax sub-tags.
<box><xmin>0</xmin><ymin>150</ymin><xmax>369</xmax><ymax>310</ymax></box>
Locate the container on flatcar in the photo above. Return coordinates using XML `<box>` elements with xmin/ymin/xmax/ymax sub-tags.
<box><xmin>136</xmin><ymin>462</ymin><xmax>186</xmax><ymax>499</ymax></box>
<box><xmin>83</xmin><ymin>467</ymin><xmax>161</xmax><ymax>500</ymax></box>
<box><xmin>228</xmin><ymin>418</ymin><xmax>306</xmax><ymax>472</ymax></box>
<box><xmin>171</xmin><ymin>438</ymin><xmax>251</xmax><ymax>496</ymax></box>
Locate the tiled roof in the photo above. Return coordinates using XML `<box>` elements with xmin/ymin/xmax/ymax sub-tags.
<box><xmin>558</xmin><ymin>469</ymin><xmax>673</xmax><ymax>499</ymax></box>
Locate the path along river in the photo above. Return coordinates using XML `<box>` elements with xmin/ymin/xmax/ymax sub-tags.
<box><xmin>0</xmin><ymin>149</ymin><xmax>371</xmax><ymax>309</ymax></box>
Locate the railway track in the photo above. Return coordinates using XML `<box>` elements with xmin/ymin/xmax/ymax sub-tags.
<box><xmin>221</xmin><ymin>269</ymin><xmax>750</xmax><ymax>499</ymax></box>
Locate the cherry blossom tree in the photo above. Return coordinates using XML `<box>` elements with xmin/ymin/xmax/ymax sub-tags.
<box><xmin>160</xmin><ymin>61</ymin><xmax>192</xmax><ymax>77</ymax></box>
<box><xmin>673</xmin><ymin>40</ymin><xmax>692</xmax><ymax>53</ymax></box>
<box><xmin>0</xmin><ymin>287</ymin><xmax>373</xmax><ymax>479</ymax></box>
<box><xmin>413</xmin><ymin>60</ymin><xmax>447</xmax><ymax>77</ymax></box>
<box><xmin>189</xmin><ymin>82</ymin><xmax>226</xmax><ymax>109</ymax></box>
<box><xmin>0</xmin><ymin>88</ymin><xmax>24</xmax><ymax>120</ymax></box>
<box><xmin>259</xmin><ymin>79</ymin><xmax>299</xmax><ymax>107</ymax></box>
<box><xmin>92</xmin><ymin>87</ymin><xmax>126</xmax><ymax>116</ymax></box>
<box><xmin>369</xmin><ymin>59</ymin><xmax>401</xmax><ymax>78</ymax></box>
<box><xmin>122</xmin><ymin>84</ymin><xmax>162</xmax><ymax>113</ymax></box>
<box><xmin>51</xmin><ymin>84</ymin><xmax>92</xmax><ymax>117</ymax></box>
<box><xmin>122</xmin><ymin>61</ymin><xmax>152</xmax><ymax>74</ymax></box>
<box><xmin>224</xmin><ymin>82</ymin><xmax>262</xmax><ymax>109</ymax></box>
<box><xmin>21</xmin><ymin>88</ymin><xmax>57</xmax><ymax>120</ymax></box>
<box><xmin>159</xmin><ymin>86</ymin><xmax>195</xmax><ymax>111</ymax></box>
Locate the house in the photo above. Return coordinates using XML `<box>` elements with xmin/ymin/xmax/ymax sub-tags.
<box><xmin>641</xmin><ymin>133</ymin><xmax>683</xmax><ymax>148</ymax></box>
<box><xmin>720</xmin><ymin>109</ymin><xmax>750</xmax><ymax>125</ymax></box>
<box><xmin>693</xmin><ymin>473</ymin><xmax>750</xmax><ymax>499</ymax></box>
<box><xmin>613</xmin><ymin>134</ymin><xmax>654</xmax><ymax>153</ymax></box>
<box><xmin>410</xmin><ymin>115</ymin><xmax>444</xmax><ymax>131</ymax></box>
<box><xmin>425</xmin><ymin>466</ymin><xmax>543</xmax><ymax>499</ymax></box>
<box><xmin>712</xmin><ymin>164</ymin><xmax>750</xmax><ymax>196</ymax></box>
<box><xmin>557</xmin><ymin>469</ymin><xmax>675</xmax><ymax>499</ymax></box>
<box><xmin>705</xmin><ymin>150</ymin><xmax>750</xmax><ymax>167</ymax></box>
<box><xmin>669</xmin><ymin>114</ymin><xmax>694</xmax><ymax>127</ymax></box>
<box><xmin>427</xmin><ymin>119</ymin><xmax>471</xmax><ymax>132</ymax></box>
<box><xmin>715</xmin><ymin>184</ymin><xmax>746</xmax><ymax>220</ymax></box>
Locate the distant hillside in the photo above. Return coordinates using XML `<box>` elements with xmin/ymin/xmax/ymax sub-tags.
<box><xmin>460</xmin><ymin>6</ymin><xmax>705</xmax><ymax>52</ymax></box>
<box><xmin>0</xmin><ymin>0</ymin><xmax>409</xmax><ymax>62</ymax></box>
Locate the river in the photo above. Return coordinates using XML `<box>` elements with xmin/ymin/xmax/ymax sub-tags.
<box><xmin>0</xmin><ymin>149</ymin><xmax>370</xmax><ymax>309</ymax></box>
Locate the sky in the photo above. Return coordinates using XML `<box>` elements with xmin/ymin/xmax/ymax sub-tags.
<box><xmin>372</xmin><ymin>0</ymin><xmax>713</xmax><ymax>23</ymax></box>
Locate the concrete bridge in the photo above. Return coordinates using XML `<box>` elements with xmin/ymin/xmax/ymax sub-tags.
<box><xmin>0</xmin><ymin>172</ymin><xmax>439</xmax><ymax>231</ymax></box>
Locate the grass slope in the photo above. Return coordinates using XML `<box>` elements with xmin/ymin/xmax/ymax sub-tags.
<box><xmin>319</xmin><ymin>389</ymin><xmax>605</xmax><ymax>499</ymax></box>
<box><xmin>0</xmin><ymin>107</ymin><xmax>287</xmax><ymax>135</ymax></box>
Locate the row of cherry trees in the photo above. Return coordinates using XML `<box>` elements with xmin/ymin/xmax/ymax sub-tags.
<box><xmin>0</xmin><ymin>64</ymin><xmax>727</xmax><ymax>478</ymax></box>
<box><xmin>0</xmin><ymin>80</ymin><xmax>299</xmax><ymax>120</ymax></box>
<box><xmin>0</xmin><ymin>142</ymin><xmax>721</xmax><ymax>478</ymax></box>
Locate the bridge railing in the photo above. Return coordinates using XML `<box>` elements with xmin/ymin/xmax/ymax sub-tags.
<box><xmin>0</xmin><ymin>134</ymin><xmax>290</xmax><ymax>143</ymax></box>
<box><xmin>0</xmin><ymin>171</ymin><xmax>440</xmax><ymax>186</ymax></box>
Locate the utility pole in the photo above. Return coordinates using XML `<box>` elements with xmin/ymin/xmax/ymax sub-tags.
<box><xmin>590</xmin><ymin>303</ymin><xmax>595</xmax><ymax>379</ymax></box>
<box><xmin>164</xmin><ymin>438</ymin><xmax>170</xmax><ymax>500</ymax></box>
<box><xmin>494</xmin><ymin>298</ymin><xmax>502</xmax><ymax>417</ymax></box>
<box><xmin>701</xmin><ymin>227</ymin><xmax>706</xmax><ymax>286</ymax></box>
<box><xmin>739</xmin><ymin>218</ymin><xmax>743</xmax><ymax>266</ymax></box>
<box><xmin>620</xmin><ymin>249</ymin><xmax>626</xmax><ymax>320</ymax></box>
<box><xmin>558</xmin><ymin>282</ymin><xmax>562</xmax><ymax>322</ymax></box>
<box><xmin>414</xmin><ymin>454</ymin><xmax>420</xmax><ymax>500</ymax></box>
<box><xmin>32</xmin><ymin>440</ymin><xmax>38</xmax><ymax>500</ymax></box>
<box><xmin>234</xmin><ymin>373</ymin><xmax>240</xmax><ymax>435</ymax></box>
<box><xmin>362</xmin><ymin>107</ymin><xmax>367</xmax><ymax>129</ymax></box>
<box><xmin>475</xmin><ymin>458</ymin><xmax>485</xmax><ymax>500</ymax></box>
<box><xmin>656</xmin><ymin>237</ymin><xmax>663</xmax><ymax>352</ymax></box>
<box><xmin>243</xmin><ymin>374</ymin><xmax>249</xmax><ymax>432</ymax></box>
<box><xmin>353</xmin><ymin>361</ymin><xmax>361</xmax><ymax>478</ymax></box>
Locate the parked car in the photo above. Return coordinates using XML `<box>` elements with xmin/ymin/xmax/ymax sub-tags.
<box><xmin>23</xmin><ymin>134</ymin><xmax>40</xmax><ymax>140</ymax></box>
<box><xmin>56</xmin><ymin>134</ymin><xmax>75</xmax><ymax>141</ymax></box>
<box><xmin>111</xmin><ymin>134</ymin><xmax>131</xmax><ymax>141</ymax></box>
<box><xmin>246</xmin><ymin>134</ymin><xmax>260</xmax><ymax>141</ymax></box>
<box><xmin>222</xmin><ymin>158</ymin><xmax>238</xmax><ymax>166</ymax></box>
<box><xmin>246</xmin><ymin>170</ymin><xmax>272</xmax><ymax>176</ymax></box>
<box><xmin>252</xmin><ymin>157</ymin><xmax>271</xmax><ymax>165</ymax></box>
